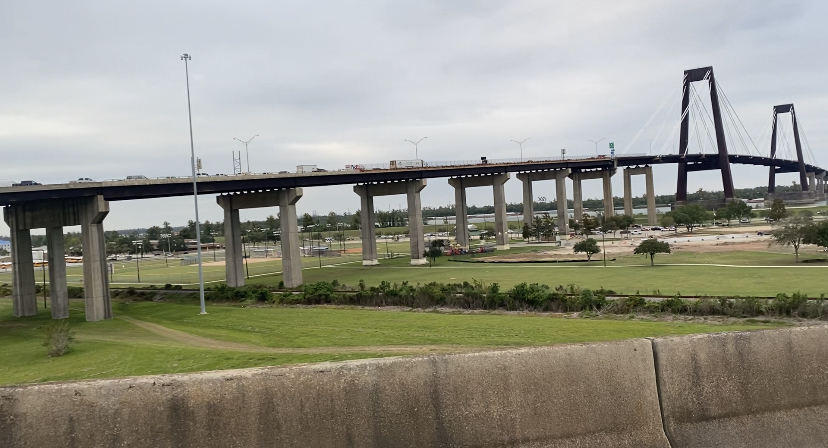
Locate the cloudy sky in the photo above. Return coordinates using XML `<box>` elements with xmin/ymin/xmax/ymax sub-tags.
<box><xmin>3</xmin><ymin>0</ymin><xmax>826</xmax><ymax>234</ymax></box>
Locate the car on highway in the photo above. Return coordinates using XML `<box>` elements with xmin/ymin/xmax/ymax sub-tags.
<box><xmin>126</xmin><ymin>175</ymin><xmax>148</xmax><ymax>180</ymax></box>
<box><xmin>13</xmin><ymin>180</ymin><xmax>41</xmax><ymax>186</ymax></box>
<box><xmin>69</xmin><ymin>178</ymin><xmax>95</xmax><ymax>183</ymax></box>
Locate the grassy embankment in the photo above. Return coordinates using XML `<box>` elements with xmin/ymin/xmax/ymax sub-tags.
<box><xmin>0</xmin><ymin>298</ymin><xmax>784</xmax><ymax>386</ymax></box>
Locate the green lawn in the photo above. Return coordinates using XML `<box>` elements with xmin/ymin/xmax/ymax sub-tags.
<box><xmin>0</xmin><ymin>299</ymin><xmax>783</xmax><ymax>386</ymax></box>
<box><xmin>247</xmin><ymin>249</ymin><xmax>828</xmax><ymax>297</ymax></box>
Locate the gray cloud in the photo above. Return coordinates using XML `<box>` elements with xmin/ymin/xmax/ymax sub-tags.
<box><xmin>2</xmin><ymin>0</ymin><xmax>826</xmax><ymax>234</ymax></box>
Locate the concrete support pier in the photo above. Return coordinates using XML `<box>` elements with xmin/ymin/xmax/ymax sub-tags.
<box><xmin>623</xmin><ymin>166</ymin><xmax>657</xmax><ymax>226</ymax></box>
<box><xmin>516</xmin><ymin>169</ymin><xmax>571</xmax><ymax>238</ymax></box>
<box><xmin>218</xmin><ymin>189</ymin><xmax>304</xmax><ymax>288</ymax></box>
<box><xmin>448</xmin><ymin>174</ymin><xmax>510</xmax><ymax>249</ymax></box>
<box><xmin>9</xmin><ymin>225</ymin><xmax>36</xmax><ymax>317</ymax></box>
<box><xmin>601</xmin><ymin>170</ymin><xmax>614</xmax><ymax>218</ymax></box>
<box><xmin>278</xmin><ymin>189</ymin><xmax>304</xmax><ymax>287</ymax></box>
<box><xmin>569</xmin><ymin>169</ymin><xmax>616</xmax><ymax>222</ymax></box>
<box><xmin>807</xmin><ymin>172</ymin><xmax>816</xmax><ymax>192</ymax></box>
<box><xmin>3</xmin><ymin>195</ymin><xmax>112</xmax><ymax>321</ymax></box>
<box><xmin>81</xmin><ymin>196</ymin><xmax>112</xmax><ymax>322</ymax></box>
<box><xmin>46</xmin><ymin>226</ymin><xmax>69</xmax><ymax>319</ymax></box>
<box><xmin>354</xmin><ymin>180</ymin><xmax>427</xmax><ymax>266</ymax></box>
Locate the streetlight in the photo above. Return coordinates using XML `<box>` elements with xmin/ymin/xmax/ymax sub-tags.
<box><xmin>233</xmin><ymin>135</ymin><xmax>258</xmax><ymax>174</ymax></box>
<box><xmin>181</xmin><ymin>53</ymin><xmax>207</xmax><ymax>315</ymax></box>
<box><xmin>588</xmin><ymin>138</ymin><xmax>605</xmax><ymax>155</ymax></box>
<box><xmin>160</xmin><ymin>233</ymin><xmax>172</xmax><ymax>267</ymax></box>
<box><xmin>511</xmin><ymin>138</ymin><xmax>530</xmax><ymax>162</ymax></box>
<box><xmin>405</xmin><ymin>137</ymin><xmax>427</xmax><ymax>160</ymax></box>
<box><xmin>132</xmin><ymin>241</ymin><xmax>142</xmax><ymax>282</ymax></box>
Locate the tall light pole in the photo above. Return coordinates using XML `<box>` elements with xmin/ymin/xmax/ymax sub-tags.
<box><xmin>588</xmin><ymin>138</ymin><xmax>605</xmax><ymax>155</ymax></box>
<box><xmin>405</xmin><ymin>137</ymin><xmax>426</xmax><ymax>160</ymax></box>
<box><xmin>233</xmin><ymin>135</ymin><xmax>258</xmax><ymax>173</ymax></box>
<box><xmin>512</xmin><ymin>138</ymin><xmax>530</xmax><ymax>161</ymax></box>
<box><xmin>181</xmin><ymin>53</ymin><xmax>207</xmax><ymax>315</ymax></box>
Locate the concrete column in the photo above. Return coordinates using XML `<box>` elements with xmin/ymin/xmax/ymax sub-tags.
<box><xmin>406</xmin><ymin>182</ymin><xmax>427</xmax><ymax>265</ymax></box>
<box><xmin>645</xmin><ymin>166</ymin><xmax>657</xmax><ymax>226</ymax></box>
<box><xmin>521</xmin><ymin>178</ymin><xmax>533</xmax><ymax>228</ymax></box>
<box><xmin>81</xmin><ymin>196</ymin><xmax>111</xmax><ymax>322</ymax></box>
<box><xmin>450</xmin><ymin>179</ymin><xmax>469</xmax><ymax>249</ymax></box>
<box><xmin>10</xmin><ymin>226</ymin><xmax>37</xmax><ymax>317</ymax></box>
<box><xmin>278</xmin><ymin>188</ymin><xmax>303</xmax><ymax>288</ymax></box>
<box><xmin>493</xmin><ymin>174</ymin><xmax>510</xmax><ymax>250</ymax></box>
<box><xmin>555</xmin><ymin>174</ymin><xmax>569</xmax><ymax>237</ymax></box>
<box><xmin>819</xmin><ymin>173</ymin><xmax>826</xmax><ymax>196</ymax></box>
<box><xmin>807</xmin><ymin>172</ymin><xmax>816</xmax><ymax>192</ymax></box>
<box><xmin>356</xmin><ymin>186</ymin><xmax>378</xmax><ymax>265</ymax></box>
<box><xmin>602</xmin><ymin>170</ymin><xmax>614</xmax><ymax>218</ymax></box>
<box><xmin>221</xmin><ymin>204</ymin><xmax>244</xmax><ymax>288</ymax></box>
<box><xmin>572</xmin><ymin>173</ymin><xmax>583</xmax><ymax>222</ymax></box>
<box><xmin>623</xmin><ymin>169</ymin><xmax>633</xmax><ymax>216</ymax></box>
<box><xmin>46</xmin><ymin>226</ymin><xmax>69</xmax><ymax>319</ymax></box>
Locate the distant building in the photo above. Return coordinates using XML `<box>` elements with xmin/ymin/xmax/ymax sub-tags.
<box><xmin>745</xmin><ymin>198</ymin><xmax>765</xmax><ymax>209</ymax></box>
<box><xmin>0</xmin><ymin>239</ymin><xmax>9</xmax><ymax>252</ymax></box>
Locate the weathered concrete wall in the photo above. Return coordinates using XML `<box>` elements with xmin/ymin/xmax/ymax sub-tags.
<box><xmin>0</xmin><ymin>340</ymin><xmax>670</xmax><ymax>448</ymax></box>
<box><xmin>653</xmin><ymin>326</ymin><xmax>828</xmax><ymax>448</ymax></box>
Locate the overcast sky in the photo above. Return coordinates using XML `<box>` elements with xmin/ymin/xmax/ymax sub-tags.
<box><xmin>3</xmin><ymin>0</ymin><xmax>826</xmax><ymax>235</ymax></box>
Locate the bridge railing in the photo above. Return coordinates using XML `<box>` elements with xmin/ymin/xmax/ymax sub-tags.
<box><xmin>352</xmin><ymin>154</ymin><xmax>625</xmax><ymax>171</ymax></box>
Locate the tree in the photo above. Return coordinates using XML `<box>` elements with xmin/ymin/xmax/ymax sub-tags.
<box><xmin>768</xmin><ymin>199</ymin><xmax>787</xmax><ymax>222</ymax></box>
<box><xmin>725</xmin><ymin>200</ymin><xmax>754</xmax><ymax>225</ymax></box>
<box><xmin>581</xmin><ymin>214</ymin><xmax>598</xmax><ymax>235</ymax></box>
<box><xmin>423</xmin><ymin>239</ymin><xmax>445</xmax><ymax>267</ymax></box>
<box><xmin>616</xmin><ymin>215</ymin><xmax>636</xmax><ymax>236</ymax></box>
<box><xmin>145</xmin><ymin>225</ymin><xmax>161</xmax><ymax>240</ymax></box>
<box><xmin>716</xmin><ymin>204</ymin><xmax>734</xmax><ymax>225</ymax></box>
<box><xmin>573</xmin><ymin>238</ymin><xmax>600</xmax><ymax>261</ymax></box>
<box><xmin>351</xmin><ymin>210</ymin><xmax>362</xmax><ymax>230</ymax></box>
<box><xmin>569</xmin><ymin>218</ymin><xmax>581</xmax><ymax>234</ymax></box>
<box><xmin>771</xmin><ymin>216</ymin><xmax>814</xmax><ymax>263</ymax></box>
<box><xmin>634</xmin><ymin>238</ymin><xmax>671</xmax><ymax>266</ymax></box>
<box><xmin>301</xmin><ymin>213</ymin><xmax>315</xmax><ymax>231</ymax></box>
<box><xmin>522</xmin><ymin>223</ymin><xmax>532</xmax><ymax>240</ymax></box>
<box><xmin>659</xmin><ymin>215</ymin><xmax>676</xmax><ymax>232</ymax></box>
<box><xmin>669</xmin><ymin>204</ymin><xmax>707</xmax><ymax>232</ymax></box>
<box><xmin>804</xmin><ymin>220</ymin><xmax>828</xmax><ymax>251</ymax></box>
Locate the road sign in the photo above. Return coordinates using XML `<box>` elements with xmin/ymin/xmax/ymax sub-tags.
<box><xmin>609</xmin><ymin>142</ymin><xmax>614</xmax><ymax>149</ymax></box>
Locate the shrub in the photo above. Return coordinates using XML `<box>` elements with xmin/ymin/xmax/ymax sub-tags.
<box><xmin>43</xmin><ymin>320</ymin><xmax>75</xmax><ymax>357</ymax></box>
<box><xmin>67</xmin><ymin>286</ymin><xmax>84</xmax><ymax>298</ymax></box>
<box><xmin>164</xmin><ymin>284</ymin><xmax>173</xmax><ymax>290</ymax></box>
<box><xmin>303</xmin><ymin>282</ymin><xmax>335</xmax><ymax>303</ymax></box>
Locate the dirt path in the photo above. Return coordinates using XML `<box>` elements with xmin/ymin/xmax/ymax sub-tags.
<box><xmin>117</xmin><ymin>316</ymin><xmax>476</xmax><ymax>355</ymax></box>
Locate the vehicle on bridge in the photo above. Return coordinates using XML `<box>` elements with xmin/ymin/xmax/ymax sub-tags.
<box><xmin>12</xmin><ymin>180</ymin><xmax>41</xmax><ymax>186</ymax></box>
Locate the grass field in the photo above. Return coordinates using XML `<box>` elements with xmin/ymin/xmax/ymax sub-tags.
<box><xmin>0</xmin><ymin>298</ymin><xmax>785</xmax><ymax>385</ymax></box>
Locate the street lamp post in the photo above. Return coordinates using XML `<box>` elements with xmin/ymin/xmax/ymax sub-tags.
<box><xmin>588</xmin><ymin>138</ymin><xmax>606</xmax><ymax>155</ymax></box>
<box><xmin>511</xmin><ymin>138</ymin><xmax>530</xmax><ymax>162</ymax></box>
<box><xmin>233</xmin><ymin>135</ymin><xmax>258</xmax><ymax>174</ymax></box>
<box><xmin>181</xmin><ymin>53</ymin><xmax>207</xmax><ymax>315</ymax></box>
<box><xmin>132</xmin><ymin>241</ymin><xmax>142</xmax><ymax>282</ymax></box>
<box><xmin>405</xmin><ymin>137</ymin><xmax>427</xmax><ymax>160</ymax></box>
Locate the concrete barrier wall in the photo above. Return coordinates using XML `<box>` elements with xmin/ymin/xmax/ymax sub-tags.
<box><xmin>0</xmin><ymin>340</ymin><xmax>670</xmax><ymax>448</ymax></box>
<box><xmin>4</xmin><ymin>326</ymin><xmax>828</xmax><ymax>447</ymax></box>
<box><xmin>653</xmin><ymin>326</ymin><xmax>828</xmax><ymax>448</ymax></box>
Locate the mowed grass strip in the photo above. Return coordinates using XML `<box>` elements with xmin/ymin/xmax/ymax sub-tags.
<box><xmin>245</xmin><ymin>249</ymin><xmax>828</xmax><ymax>297</ymax></box>
<box><xmin>1</xmin><ymin>298</ymin><xmax>783</xmax><ymax>385</ymax></box>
